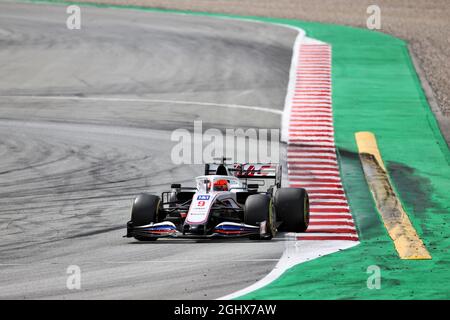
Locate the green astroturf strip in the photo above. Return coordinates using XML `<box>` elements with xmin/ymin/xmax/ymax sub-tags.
<box><xmin>23</xmin><ymin>0</ymin><xmax>450</xmax><ymax>299</ymax></box>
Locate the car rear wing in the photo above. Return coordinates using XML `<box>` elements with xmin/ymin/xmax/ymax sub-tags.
<box><xmin>205</xmin><ymin>163</ymin><xmax>282</xmax><ymax>187</ymax></box>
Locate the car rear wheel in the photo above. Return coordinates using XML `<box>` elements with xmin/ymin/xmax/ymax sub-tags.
<box><xmin>274</xmin><ymin>188</ymin><xmax>309</xmax><ymax>232</ymax></box>
<box><xmin>244</xmin><ymin>194</ymin><xmax>275</xmax><ymax>240</ymax></box>
<box><xmin>130</xmin><ymin>193</ymin><xmax>160</xmax><ymax>241</ymax></box>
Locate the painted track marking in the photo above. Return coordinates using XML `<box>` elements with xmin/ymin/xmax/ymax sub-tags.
<box><xmin>0</xmin><ymin>95</ymin><xmax>283</xmax><ymax>115</ymax></box>
<box><xmin>287</xmin><ymin>43</ymin><xmax>359</xmax><ymax>241</ymax></box>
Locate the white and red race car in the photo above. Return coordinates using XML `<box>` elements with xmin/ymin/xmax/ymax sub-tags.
<box><xmin>125</xmin><ymin>159</ymin><xmax>309</xmax><ymax>241</ymax></box>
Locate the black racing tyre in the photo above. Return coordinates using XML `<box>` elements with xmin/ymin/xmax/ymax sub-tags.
<box><xmin>130</xmin><ymin>193</ymin><xmax>160</xmax><ymax>241</ymax></box>
<box><xmin>244</xmin><ymin>194</ymin><xmax>274</xmax><ymax>240</ymax></box>
<box><xmin>274</xmin><ymin>188</ymin><xmax>309</xmax><ymax>232</ymax></box>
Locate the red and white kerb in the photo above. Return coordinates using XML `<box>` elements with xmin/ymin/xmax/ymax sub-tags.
<box><xmin>287</xmin><ymin>43</ymin><xmax>358</xmax><ymax>241</ymax></box>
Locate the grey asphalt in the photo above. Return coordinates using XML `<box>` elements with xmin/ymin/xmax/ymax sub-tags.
<box><xmin>0</xmin><ymin>1</ymin><xmax>297</xmax><ymax>299</ymax></box>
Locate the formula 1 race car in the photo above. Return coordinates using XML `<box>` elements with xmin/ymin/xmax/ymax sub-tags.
<box><xmin>125</xmin><ymin>158</ymin><xmax>309</xmax><ymax>241</ymax></box>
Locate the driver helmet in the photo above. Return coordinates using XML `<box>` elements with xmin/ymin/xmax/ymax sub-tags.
<box><xmin>213</xmin><ymin>179</ymin><xmax>229</xmax><ymax>191</ymax></box>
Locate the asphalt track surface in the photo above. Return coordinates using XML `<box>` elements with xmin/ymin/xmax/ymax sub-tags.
<box><xmin>0</xmin><ymin>1</ymin><xmax>298</xmax><ymax>299</ymax></box>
